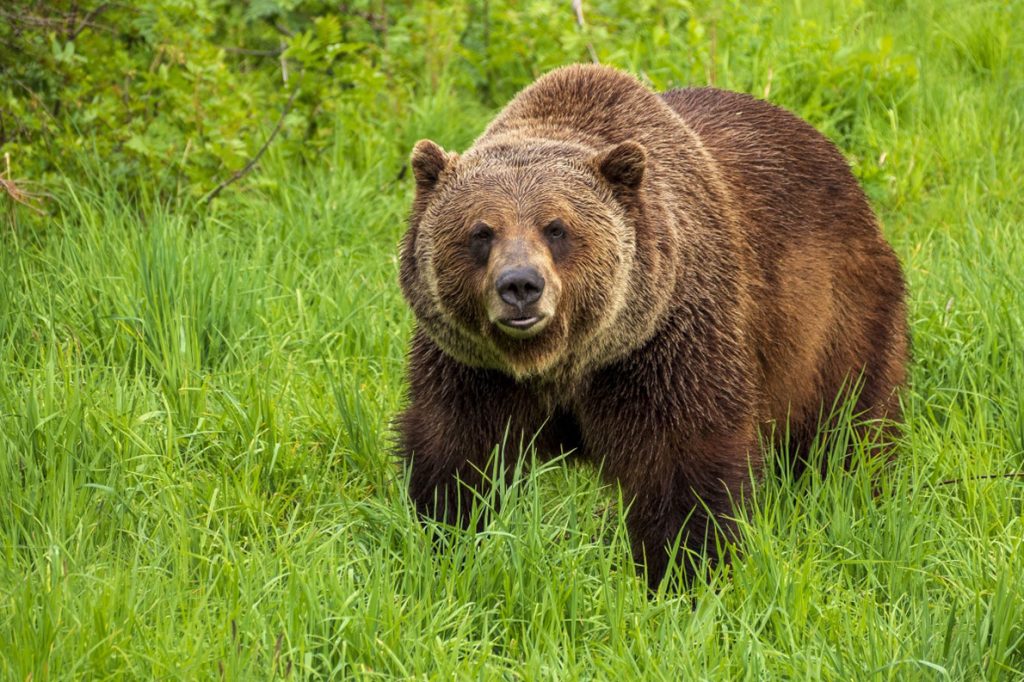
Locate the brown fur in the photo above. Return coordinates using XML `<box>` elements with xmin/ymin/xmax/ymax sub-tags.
<box><xmin>397</xmin><ymin>65</ymin><xmax>908</xmax><ymax>589</ymax></box>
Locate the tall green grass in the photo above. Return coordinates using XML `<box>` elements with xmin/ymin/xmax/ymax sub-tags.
<box><xmin>2</xmin><ymin>0</ymin><xmax>1023</xmax><ymax>678</ymax></box>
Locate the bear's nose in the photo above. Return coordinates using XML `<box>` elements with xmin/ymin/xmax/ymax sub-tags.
<box><xmin>496</xmin><ymin>267</ymin><xmax>545</xmax><ymax>308</ymax></box>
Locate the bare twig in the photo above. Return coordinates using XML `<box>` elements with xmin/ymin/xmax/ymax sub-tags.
<box><xmin>571</xmin><ymin>0</ymin><xmax>599</xmax><ymax>64</ymax></box>
<box><xmin>268</xmin><ymin>19</ymin><xmax>294</xmax><ymax>37</ymax></box>
<box><xmin>708</xmin><ymin>16</ymin><xmax>717</xmax><ymax>86</ymax></box>
<box><xmin>1</xmin><ymin>153</ymin><xmax>47</xmax><ymax>216</ymax></box>
<box><xmin>0</xmin><ymin>3</ymin><xmax>119</xmax><ymax>36</ymax></box>
<box><xmin>280</xmin><ymin>41</ymin><xmax>289</xmax><ymax>85</ymax></box>
<box><xmin>572</xmin><ymin>0</ymin><xmax>585</xmax><ymax>25</ymax></box>
<box><xmin>224</xmin><ymin>46</ymin><xmax>284</xmax><ymax>57</ymax></box>
<box><xmin>68</xmin><ymin>3</ymin><xmax>111</xmax><ymax>40</ymax></box>
<box><xmin>203</xmin><ymin>89</ymin><xmax>298</xmax><ymax>204</ymax></box>
<box><xmin>0</xmin><ymin>8</ymin><xmax>64</xmax><ymax>31</ymax></box>
<box><xmin>936</xmin><ymin>471</ymin><xmax>1024</xmax><ymax>486</ymax></box>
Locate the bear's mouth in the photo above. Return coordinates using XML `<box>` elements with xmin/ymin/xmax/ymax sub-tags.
<box><xmin>495</xmin><ymin>314</ymin><xmax>549</xmax><ymax>338</ymax></box>
<box><xmin>501</xmin><ymin>315</ymin><xmax>540</xmax><ymax>329</ymax></box>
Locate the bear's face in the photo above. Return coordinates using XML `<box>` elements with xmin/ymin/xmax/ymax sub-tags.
<box><xmin>402</xmin><ymin>138</ymin><xmax>646</xmax><ymax>379</ymax></box>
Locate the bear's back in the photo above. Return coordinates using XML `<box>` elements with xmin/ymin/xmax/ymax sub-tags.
<box><xmin>660</xmin><ymin>87</ymin><xmax>878</xmax><ymax>244</ymax></box>
<box><xmin>661</xmin><ymin>87</ymin><xmax>907</xmax><ymax>438</ymax></box>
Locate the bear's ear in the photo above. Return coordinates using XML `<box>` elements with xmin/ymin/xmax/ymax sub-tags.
<box><xmin>595</xmin><ymin>140</ymin><xmax>646</xmax><ymax>190</ymax></box>
<box><xmin>410</xmin><ymin>139</ymin><xmax>451</xmax><ymax>190</ymax></box>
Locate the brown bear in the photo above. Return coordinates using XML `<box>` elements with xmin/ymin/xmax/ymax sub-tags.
<box><xmin>397</xmin><ymin>64</ymin><xmax>908</xmax><ymax>589</ymax></box>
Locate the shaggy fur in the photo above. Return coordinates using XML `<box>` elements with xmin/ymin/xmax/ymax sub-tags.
<box><xmin>397</xmin><ymin>64</ymin><xmax>908</xmax><ymax>588</ymax></box>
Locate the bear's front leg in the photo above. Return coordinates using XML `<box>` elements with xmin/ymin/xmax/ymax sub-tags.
<box><xmin>618</xmin><ymin>429</ymin><xmax>756</xmax><ymax>590</ymax></box>
<box><xmin>397</xmin><ymin>331</ymin><xmax>544</xmax><ymax>529</ymax></box>
<box><xmin>579</xmin><ymin>345</ymin><xmax>759</xmax><ymax>589</ymax></box>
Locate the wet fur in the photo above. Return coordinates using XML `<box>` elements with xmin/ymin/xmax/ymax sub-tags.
<box><xmin>397</xmin><ymin>65</ymin><xmax>908</xmax><ymax>589</ymax></box>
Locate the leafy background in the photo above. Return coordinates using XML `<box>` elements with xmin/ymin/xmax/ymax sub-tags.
<box><xmin>3</xmin><ymin>0</ymin><xmax>922</xmax><ymax>201</ymax></box>
<box><xmin>2</xmin><ymin>0</ymin><xmax>1023</xmax><ymax>679</ymax></box>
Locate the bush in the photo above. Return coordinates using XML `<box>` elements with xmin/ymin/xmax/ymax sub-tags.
<box><xmin>1</xmin><ymin>0</ymin><xmax>919</xmax><ymax>209</ymax></box>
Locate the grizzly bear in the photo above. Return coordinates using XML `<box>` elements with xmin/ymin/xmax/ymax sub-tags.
<box><xmin>397</xmin><ymin>64</ymin><xmax>907</xmax><ymax>589</ymax></box>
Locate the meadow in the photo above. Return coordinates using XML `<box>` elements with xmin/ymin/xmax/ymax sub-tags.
<box><xmin>1</xmin><ymin>0</ymin><xmax>1023</xmax><ymax>678</ymax></box>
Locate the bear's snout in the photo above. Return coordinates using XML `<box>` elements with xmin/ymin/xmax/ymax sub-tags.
<box><xmin>489</xmin><ymin>263</ymin><xmax>556</xmax><ymax>338</ymax></box>
<box><xmin>496</xmin><ymin>267</ymin><xmax>545</xmax><ymax>309</ymax></box>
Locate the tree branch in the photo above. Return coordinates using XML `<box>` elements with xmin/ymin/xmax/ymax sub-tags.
<box><xmin>203</xmin><ymin>89</ymin><xmax>298</xmax><ymax>204</ymax></box>
<box><xmin>571</xmin><ymin>0</ymin><xmax>599</xmax><ymax>64</ymax></box>
<box><xmin>68</xmin><ymin>3</ymin><xmax>111</xmax><ymax>41</ymax></box>
<box><xmin>936</xmin><ymin>471</ymin><xmax>1024</xmax><ymax>486</ymax></box>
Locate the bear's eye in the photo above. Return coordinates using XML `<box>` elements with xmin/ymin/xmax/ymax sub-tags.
<box><xmin>544</xmin><ymin>219</ymin><xmax>567</xmax><ymax>241</ymax></box>
<box><xmin>470</xmin><ymin>223</ymin><xmax>494</xmax><ymax>242</ymax></box>
<box><xmin>469</xmin><ymin>222</ymin><xmax>493</xmax><ymax>266</ymax></box>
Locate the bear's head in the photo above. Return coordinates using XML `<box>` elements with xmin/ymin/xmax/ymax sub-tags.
<box><xmin>400</xmin><ymin>135</ymin><xmax>648</xmax><ymax>380</ymax></box>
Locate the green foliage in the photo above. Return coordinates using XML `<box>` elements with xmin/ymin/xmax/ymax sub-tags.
<box><xmin>2</xmin><ymin>0</ymin><xmax>402</xmax><ymax>199</ymax></box>
<box><xmin>3</xmin><ymin>0</ymin><xmax>931</xmax><ymax>206</ymax></box>
<box><xmin>2</xmin><ymin>0</ymin><xmax>1024</xmax><ymax>678</ymax></box>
